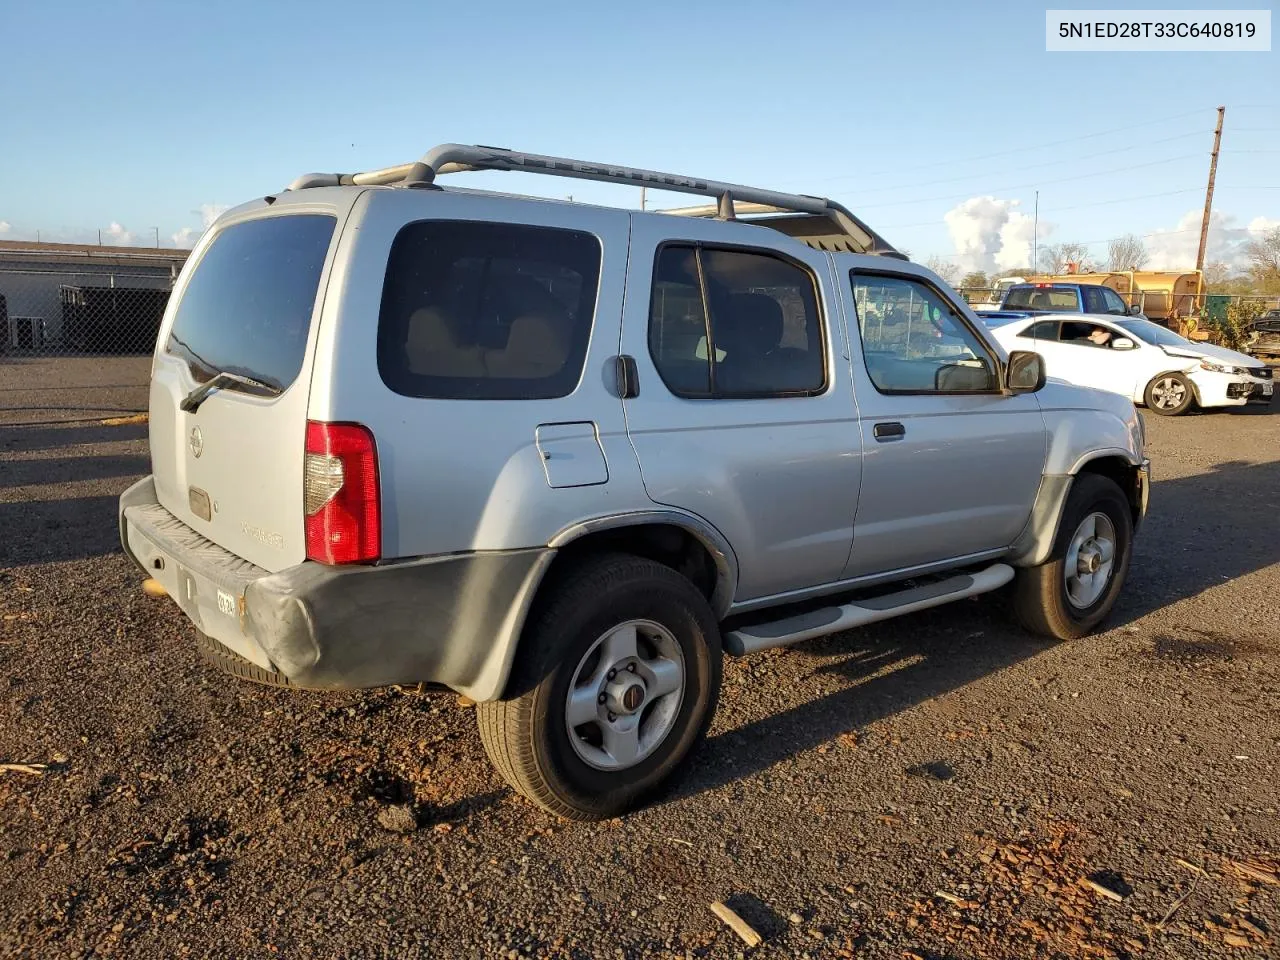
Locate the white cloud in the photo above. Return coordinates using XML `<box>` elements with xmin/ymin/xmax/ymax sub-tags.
<box><xmin>943</xmin><ymin>196</ymin><xmax>1053</xmax><ymax>274</ymax></box>
<box><xmin>198</xmin><ymin>203</ymin><xmax>229</xmax><ymax>228</ymax></box>
<box><xmin>171</xmin><ymin>226</ymin><xmax>199</xmax><ymax>248</ymax></box>
<box><xmin>171</xmin><ymin>203</ymin><xmax>230</xmax><ymax>248</ymax></box>
<box><xmin>102</xmin><ymin>221</ymin><xmax>136</xmax><ymax>246</ymax></box>
<box><xmin>1146</xmin><ymin>210</ymin><xmax>1280</xmax><ymax>271</ymax></box>
<box><xmin>0</xmin><ymin>220</ymin><xmax>10</xmax><ymax>235</ymax></box>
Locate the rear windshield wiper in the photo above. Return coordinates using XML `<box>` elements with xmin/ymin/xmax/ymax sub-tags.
<box><xmin>180</xmin><ymin>371</ymin><xmax>282</xmax><ymax>413</ymax></box>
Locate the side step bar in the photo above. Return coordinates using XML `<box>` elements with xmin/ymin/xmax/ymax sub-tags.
<box><xmin>723</xmin><ymin>563</ymin><xmax>1015</xmax><ymax>656</ymax></box>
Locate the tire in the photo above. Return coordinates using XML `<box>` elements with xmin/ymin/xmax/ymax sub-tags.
<box><xmin>1144</xmin><ymin>372</ymin><xmax>1194</xmax><ymax>416</ymax></box>
<box><xmin>1012</xmin><ymin>474</ymin><xmax>1133</xmax><ymax>641</ymax></box>
<box><xmin>476</xmin><ymin>553</ymin><xmax>722</xmax><ymax>820</ymax></box>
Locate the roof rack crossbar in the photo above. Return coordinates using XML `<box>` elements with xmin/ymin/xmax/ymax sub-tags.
<box><xmin>286</xmin><ymin>143</ymin><xmax>902</xmax><ymax>257</ymax></box>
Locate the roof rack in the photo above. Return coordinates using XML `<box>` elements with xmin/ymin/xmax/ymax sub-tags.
<box><xmin>285</xmin><ymin>143</ymin><xmax>904</xmax><ymax>258</ymax></box>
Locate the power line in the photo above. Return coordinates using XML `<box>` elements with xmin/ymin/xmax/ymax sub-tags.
<box><xmin>816</xmin><ymin>132</ymin><xmax>1207</xmax><ymax>196</ymax></box>
<box><xmin>770</xmin><ymin>108</ymin><xmax>1211</xmax><ymax>186</ymax></box>
<box><xmin>879</xmin><ymin>187</ymin><xmax>1206</xmax><ymax>233</ymax></box>
<box><xmin>852</xmin><ymin>156</ymin><xmax>1202</xmax><ymax>210</ymax></box>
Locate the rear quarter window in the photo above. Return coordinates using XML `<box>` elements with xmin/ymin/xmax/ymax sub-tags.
<box><xmin>166</xmin><ymin>214</ymin><xmax>336</xmax><ymax>392</ymax></box>
<box><xmin>377</xmin><ymin>220</ymin><xmax>602</xmax><ymax>400</ymax></box>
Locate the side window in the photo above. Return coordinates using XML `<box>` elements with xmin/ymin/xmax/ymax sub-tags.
<box><xmin>1059</xmin><ymin>321</ymin><xmax>1115</xmax><ymax>348</ymax></box>
<box><xmin>1102</xmin><ymin>288</ymin><xmax>1129</xmax><ymax>315</ymax></box>
<box><xmin>648</xmin><ymin>244</ymin><xmax>826</xmax><ymax>398</ymax></box>
<box><xmin>377</xmin><ymin>221</ymin><xmax>601</xmax><ymax>400</ymax></box>
<box><xmin>1082</xmin><ymin>287</ymin><xmax>1107</xmax><ymax>314</ymax></box>
<box><xmin>851</xmin><ymin>273</ymin><xmax>999</xmax><ymax>394</ymax></box>
<box><xmin>1018</xmin><ymin>320</ymin><xmax>1060</xmax><ymax>340</ymax></box>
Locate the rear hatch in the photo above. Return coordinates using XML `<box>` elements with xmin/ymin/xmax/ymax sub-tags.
<box><xmin>149</xmin><ymin>207</ymin><xmax>342</xmax><ymax>572</ymax></box>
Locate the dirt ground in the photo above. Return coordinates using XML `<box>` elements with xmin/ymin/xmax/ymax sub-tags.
<box><xmin>1</xmin><ymin>398</ymin><xmax>1277</xmax><ymax>959</ymax></box>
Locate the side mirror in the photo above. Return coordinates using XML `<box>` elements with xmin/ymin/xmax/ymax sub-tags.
<box><xmin>935</xmin><ymin>361</ymin><xmax>996</xmax><ymax>392</ymax></box>
<box><xmin>1112</xmin><ymin>337</ymin><xmax>1136</xmax><ymax>351</ymax></box>
<box><xmin>1006</xmin><ymin>350</ymin><xmax>1046</xmax><ymax>394</ymax></box>
<box><xmin>1128</xmin><ymin>304</ymin><xmax>1144</xmax><ymax>316</ymax></box>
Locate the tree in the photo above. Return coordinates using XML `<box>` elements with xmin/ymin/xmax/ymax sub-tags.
<box><xmin>1106</xmin><ymin>234</ymin><xmax>1149</xmax><ymax>271</ymax></box>
<box><xmin>1040</xmin><ymin>242</ymin><xmax>1094</xmax><ymax>274</ymax></box>
<box><xmin>1244</xmin><ymin>226</ymin><xmax>1280</xmax><ymax>294</ymax></box>
<box><xmin>924</xmin><ymin>255</ymin><xmax>961</xmax><ymax>286</ymax></box>
<box><xmin>960</xmin><ymin>271</ymin><xmax>989</xmax><ymax>291</ymax></box>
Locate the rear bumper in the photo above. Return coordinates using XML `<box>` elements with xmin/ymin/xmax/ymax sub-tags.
<box><xmin>119</xmin><ymin>476</ymin><xmax>552</xmax><ymax>700</ymax></box>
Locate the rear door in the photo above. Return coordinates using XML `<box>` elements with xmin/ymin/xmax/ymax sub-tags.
<box><xmin>619</xmin><ymin>216</ymin><xmax>861</xmax><ymax>602</ymax></box>
<box><xmin>149</xmin><ymin>201</ymin><xmax>348</xmax><ymax>572</ymax></box>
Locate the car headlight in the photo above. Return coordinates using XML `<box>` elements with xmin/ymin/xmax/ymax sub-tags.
<box><xmin>1199</xmin><ymin>359</ymin><xmax>1234</xmax><ymax>374</ymax></box>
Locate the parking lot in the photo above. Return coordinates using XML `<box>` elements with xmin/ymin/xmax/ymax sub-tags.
<box><xmin>1</xmin><ymin>391</ymin><xmax>1278</xmax><ymax>959</ymax></box>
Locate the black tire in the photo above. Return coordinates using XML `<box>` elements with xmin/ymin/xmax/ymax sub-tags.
<box><xmin>1012</xmin><ymin>474</ymin><xmax>1133</xmax><ymax>640</ymax></box>
<box><xmin>1144</xmin><ymin>371</ymin><xmax>1195</xmax><ymax>416</ymax></box>
<box><xmin>476</xmin><ymin>553</ymin><xmax>722</xmax><ymax>820</ymax></box>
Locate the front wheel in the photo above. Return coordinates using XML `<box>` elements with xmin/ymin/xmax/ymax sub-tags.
<box><xmin>1012</xmin><ymin>474</ymin><xmax>1134</xmax><ymax>640</ymax></box>
<box><xmin>1144</xmin><ymin>372</ymin><xmax>1194</xmax><ymax>416</ymax></box>
<box><xmin>476</xmin><ymin>554</ymin><xmax>722</xmax><ymax>820</ymax></box>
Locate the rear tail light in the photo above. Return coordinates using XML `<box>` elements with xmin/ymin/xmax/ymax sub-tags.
<box><xmin>304</xmin><ymin>420</ymin><xmax>380</xmax><ymax>564</ymax></box>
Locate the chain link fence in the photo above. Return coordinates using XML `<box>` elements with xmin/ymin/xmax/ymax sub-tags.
<box><xmin>0</xmin><ymin>268</ymin><xmax>173</xmax><ymax>356</ymax></box>
<box><xmin>1</xmin><ymin>265</ymin><xmax>177</xmax><ymax>425</ymax></box>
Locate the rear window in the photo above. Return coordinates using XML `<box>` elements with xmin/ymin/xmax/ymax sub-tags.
<box><xmin>166</xmin><ymin>214</ymin><xmax>336</xmax><ymax>393</ymax></box>
<box><xmin>1003</xmin><ymin>287</ymin><xmax>1081</xmax><ymax>312</ymax></box>
<box><xmin>377</xmin><ymin>220</ymin><xmax>601</xmax><ymax>400</ymax></box>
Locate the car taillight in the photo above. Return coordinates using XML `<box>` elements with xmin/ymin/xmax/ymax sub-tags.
<box><xmin>304</xmin><ymin>420</ymin><xmax>380</xmax><ymax>564</ymax></box>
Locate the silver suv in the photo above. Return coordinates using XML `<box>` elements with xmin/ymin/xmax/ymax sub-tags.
<box><xmin>120</xmin><ymin>144</ymin><xmax>1150</xmax><ymax>820</ymax></box>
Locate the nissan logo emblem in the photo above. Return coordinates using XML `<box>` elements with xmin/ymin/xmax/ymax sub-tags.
<box><xmin>190</xmin><ymin>426</ymin><xmax>204</xmax><ymax>459</ymax></box>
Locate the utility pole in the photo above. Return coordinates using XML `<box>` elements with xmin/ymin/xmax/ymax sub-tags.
<box><xmin>640</xmin><ymin>186</ymin><xmax>647</xmax><ymax>211</ymax></box>
<box><xmin>153</xmin><ymin>227</ymin><xmax>159</xmax><ymax>247</ymax></box>
<box><xmin>1195</xmin><ymin>105</ymin><xmax>1225</xmax><ymax>274</ymax></box>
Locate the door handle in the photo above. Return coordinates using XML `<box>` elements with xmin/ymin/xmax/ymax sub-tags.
<box><xmin>615</xmin><ymin>355</ymin><xmax>639</xmax><ymax>399</ymax></box>
<box><xmin>873</xmin><ymin>421</ymin><xmax>906</xmax><ymax>441</ymax></box>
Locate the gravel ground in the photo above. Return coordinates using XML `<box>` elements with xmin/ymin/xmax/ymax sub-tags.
<box><xmin>1</xmin><ymin>400</ymin><xmax>1278</xmax><ymax>959</ymax></box>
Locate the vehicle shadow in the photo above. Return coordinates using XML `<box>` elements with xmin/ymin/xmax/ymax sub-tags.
<box><xmin>670</xmin><ymin>457</ymin><xmax>1280</xmax><ymax>803</ymax></box>
<box><xmin>0</xmin><ymin>422</ymin><xmax>148</xmax><ymax>454</ymax></box>
<box><xmin>0</xmin><ymin>454</ymin><xmax>150</xmax><ymax>489</ymax></box>
<box><xmin>0</xmin><ymin>421</ymin><xmax>150</xmax><ymax>566</ymax></box>
<box><xmin>0</xmin><ymin>495</ymin><xmax>127</xmax><ymax>567</ymax></box>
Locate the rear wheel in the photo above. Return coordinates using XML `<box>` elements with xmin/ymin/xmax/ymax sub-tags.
<box><xmin>1144</xmin><ymin>372</ymin><xmax>1194</xmax><ymax>416</ymax></box>
<box><xmin>1012</xmin><ymin>474</ymin><xmax>1133</xmax><ymax>640</ymax></box>
<box><xmin>477</xmin><ymin>554</ymin><xmax>721</xmax><ymax>820</ymax></box>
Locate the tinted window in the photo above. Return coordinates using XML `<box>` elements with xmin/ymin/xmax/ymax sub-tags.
<box><xmin>1082</xmin><ymin>287</ymin><xmax>1107</xmax><ymax>314</ymax></box>
<box><xmin>1018</xmin><ymin>320</ymin><xmax>1060</xmax><ymax>340</ymax></box>
<box><xmin>377</xmin><ymin>221</ymin><xmax>601</xmax><ymax>400</ymax></box>
<box><xmin>851</xmin><ymin>273</ymin><xmax>998</xmax><ymax>393</ymax></box>
<box><xmin>1102</xmin><ymin>288</ymin><xmax>1129</xmax><ymax>315</ymax></box>
<box><xmin>648</xmin><ymin>245</ymin><xmax>825</xmax><ymax>398</ymax></box>
<box><xmin>1060</xmin><ymin>321</ymin><xmax>1116</xmax><ymax>347</ymax></box>
<box><xmin>166</xmin><ymin>215</ymin><xmax>336</xmax><ymax>393</ymax></box>
<box><xmin>1003</xmin><ymin>286</ymin><xmax>1081</xmax><ymax>311</ymax></box>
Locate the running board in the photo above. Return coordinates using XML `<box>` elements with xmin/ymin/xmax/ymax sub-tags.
<box><xmin>723</xmin><ymin>563</ymin><xmax>1015</xmax><ymax>656</ymax></box>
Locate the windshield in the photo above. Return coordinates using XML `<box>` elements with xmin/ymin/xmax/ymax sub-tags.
<box><xmin>1003</xmin><ymin>286</ymin><xmax>1080</xmax><ymax>312</ymax></box>
<box><xmin>1115</xmin><ymin>319</ymin><xmax>1194</xmax><ymax>349</ymax></box>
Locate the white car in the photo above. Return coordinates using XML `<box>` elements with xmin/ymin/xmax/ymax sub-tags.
<box><xmin>984</xmin><ymin>313</ymin><xmax>1274</xmax><ymax>416</ymax></box>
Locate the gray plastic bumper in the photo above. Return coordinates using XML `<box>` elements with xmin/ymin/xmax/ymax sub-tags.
<box><xmin>118</xmin><ymin>476</ymin><xmax>552</xmax><ymax>700</ymax></box>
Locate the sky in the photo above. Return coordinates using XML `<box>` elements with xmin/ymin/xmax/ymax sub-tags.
<box><xmin>1</xmin><ymin>0</ymin><xmax>1276</xmax><ymax>274</ymax></box>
